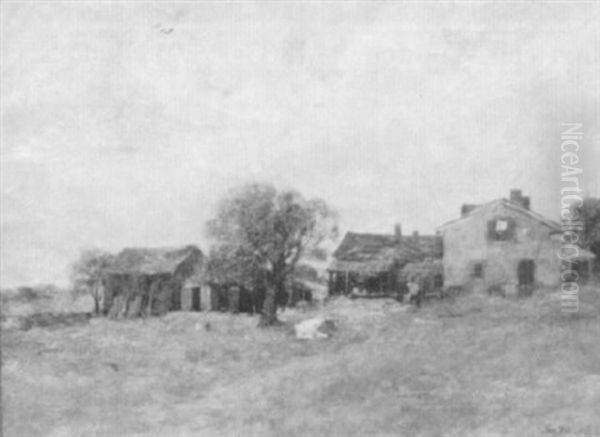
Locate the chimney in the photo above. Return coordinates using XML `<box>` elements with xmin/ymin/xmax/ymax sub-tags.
<box><xmin>461</xmin><ymin>204</ymin><xmax>478</xmax><ymax>217</ymax></box>
<box><xmin>394</xmin><ymin>223</ymin><xmax>402</xmax><ymax>242</ymax></box>
<box><xmin>412</xmin><ymin>230</ymin><xmax>419</xmax><ymax>239</ymax></box>
<box><xmin>509</xmin><ymin>189</ymin><xmax>530</xmax><ymax>210</ymax></box>
<box><xmin>510</xmin><ymin>189</ymin><xmax>522</xmax><ymax>203</ymax></box>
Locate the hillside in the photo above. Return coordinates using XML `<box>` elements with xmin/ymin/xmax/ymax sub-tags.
<box><xmin>2</xmin><ymin>287</ymin><xmax>600</xmax><ymax>436</ymax></box>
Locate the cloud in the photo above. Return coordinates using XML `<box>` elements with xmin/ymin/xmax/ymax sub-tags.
<box><xmin>2</xmin><ymin>2</ymin><xmax>599</xmax><ymax>287</ymax></box>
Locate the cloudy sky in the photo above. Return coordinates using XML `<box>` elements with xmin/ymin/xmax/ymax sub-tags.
<box><xmin>2</xmin><ymin>2</ymin><xmax>600</xmax><ymax>287</ymax></box>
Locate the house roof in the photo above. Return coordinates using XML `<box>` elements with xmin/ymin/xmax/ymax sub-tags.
<box><xmin>438</xmin><ymin>198</ymin><xmax>561</xmax><ymax>232</ymax></box>
<box><xmin>329</xmin><ymin>233</ymin><xmax>397</xmax><ymax>273</ymax></box>
<box><xmin>401</xmin><ymin>260</ymin><xmax>444</xmax><ymax>280</ymax></box>
<box><xmin>328</xmin><ymin>259</ymin><xmax>396</xmax><ymax>274</ymax></box>
<box><xmin>332</xmin><ymin>232</ymin><xmax>397</xmax><ymax>260</ymax></box>
<box><xmin>107</xmin><ymin>245</ymin><xmax>202</xmax><ymax>275</ymax></box>
<box><xmin>328</xmin><ymin>232</ymin><xmax>442</xmax><ymax>273</ymax></box>
<box><xmin>414</xmin><ymin>235</ymin><xmax>444</xmax><ymax>258</ymax></box>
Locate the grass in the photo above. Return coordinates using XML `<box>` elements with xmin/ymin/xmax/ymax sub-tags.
<box><xmin>1</xmin><ymin>286</ymin><xmax>600</xmax><ymax>436</ymax></box>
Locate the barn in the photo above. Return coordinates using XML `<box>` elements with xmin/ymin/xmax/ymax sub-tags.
<box><xmin>438</xmin><ymin>189</ymin><xmax>595</xmax><ymax>295</ymax></box>
<box><xmin>102</xmin><ymin>245</ymin><xmax>203</xmax><ymax>318</ymax></box>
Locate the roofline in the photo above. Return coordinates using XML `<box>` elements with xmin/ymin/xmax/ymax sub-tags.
<box><xmin>437</xmin><ymin>198</ymin><xmax>561</xmax><ymax>232</ymax></box>
<box><xmin>337</xmin><ymin>230</ymin><xmax>440</xmax><ymax>241</ymax></box>
<box><xmin>332</xmin><ymin>231</ymin><xmax>441</xmax><ymax>260</ymax></box>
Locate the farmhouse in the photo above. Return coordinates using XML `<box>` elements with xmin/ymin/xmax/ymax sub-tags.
<box><xmin>327</xmin><ymin>226</ymin><xmax>443</xmax><ymax>297</ymax></box>
<box><xmin>102</xmin><ymin>245</ymin><xmax>203</xmax><ymax>318</ymax></box>
<box><xmin>438</xmin><ymin>189</ymin><xmax>595</xmax><ymax>294</ymax></box>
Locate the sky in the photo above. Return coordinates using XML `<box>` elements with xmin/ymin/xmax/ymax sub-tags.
<box><xmin>2</xmin><ymin>2</ymin><xmax>600</xmax><ymax>288</ymax></box>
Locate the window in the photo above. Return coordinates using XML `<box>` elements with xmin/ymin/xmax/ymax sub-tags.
<box><xmin>495</xmin><ymin>220</ymin><xmax>508</xmax><ymax>232</ymax></box>
<box><xmin>487</xmin><ymin>217</ymin><xmax>516</xmax><ymax>241</ymax></box>
<box><xmin>473</xmin><ymin>263</ymin><xmax>484</xmax><ymax>278</ymax></box>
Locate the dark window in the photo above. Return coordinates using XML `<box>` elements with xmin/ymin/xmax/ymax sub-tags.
<box><xmin>191</xmin><ymin>287</ymin><xmax>201</xmax><ymax>311</ymax></box>
<box><xmin>434</xmin><ymin>274</ymin><xmax>443</xmax><ymax>288</ymax></box>
<box><xmin>487</xmin><ymin>217</ymin><xmax>516</xmax><ymax>241</ymax></box>
<box><xmin>473</xmin><ymin>263</ymin><xmax>484</xmax><ymax>278</ymax></box>
<box><xmin>517</xmin><ymin>259</ymin><xmax>535</xmax><ymax>286</ymax></box>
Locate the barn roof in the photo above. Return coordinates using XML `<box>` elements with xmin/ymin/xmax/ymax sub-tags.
<box><xmin>328</xmin><ymin>232</ymin><xmax>442</xmax><ymax>273</ymax></box>
<box><xmin>107</xmin><ymin>245</ymin><xmax>202</xmax><ymax>275</ymax></box>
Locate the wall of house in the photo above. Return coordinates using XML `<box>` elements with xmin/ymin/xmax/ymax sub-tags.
<box><xmin>442</xmin><ymin>202</ymin><xmax>560</xmax><ymax>291</ymax></box>
<box><xmin>172</xmin><ymin>255</ymin><xmax>202</xmax><ymax>310</ymax></box>
<box><xmin>181</xmin><ymin>284</ymin><xmax>220</xmax><ymax>311</ymax></box>
<box><xmin>442</xmin><ymin>213</ymin><xmax>486</xmax><ymax>288</ymax></box>
<box><xmin>200</xmin><ymin>285</ymin><xmax>217</xmax><ymax>311</ymax></box>
<box><xmin>102</xmin><ymin>273</ymin><xmax>177</xmax><ymax>317</ymax></box>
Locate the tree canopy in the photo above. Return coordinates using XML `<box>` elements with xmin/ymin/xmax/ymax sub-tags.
<box><xmin>206</xmin><ymin>183</ymin><xmax>338</xmax><ymax>325</ymax></box>
<box><xmin>573</xmin><ymin>197</ymin><xmax>600</xmax><ymax>268</ymax></box>
<box><xmin>70</xmin><ymin>248</ymin><xmax>114</xmax><ymax>314</ymax></box>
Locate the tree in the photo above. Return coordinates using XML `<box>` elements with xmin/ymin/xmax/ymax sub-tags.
<box><xmin>70</xmin><ymin>248</ymin><xmax>114</xmax><ymax>315</ymax></box>
<box><xmin>572</xmin><ymin>197</ymin><xmax>600</xmax><ymax>270</ymax></box>
<box><xmin>206</xmin><ymin>183</ymin><xmax>338</xmax><ymax>326</ymax></box>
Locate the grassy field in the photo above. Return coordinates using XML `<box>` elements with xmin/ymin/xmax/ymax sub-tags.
<box><xmin>2</xmin><ymin>286</ymin><xmax>600</xmax><ymax>437</ymax></box>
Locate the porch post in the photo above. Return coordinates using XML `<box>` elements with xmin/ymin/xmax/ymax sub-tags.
<box><xmin>345</xmin><ymin>271</ymin><xmax>349</xmax><ymax>295</ymax></box>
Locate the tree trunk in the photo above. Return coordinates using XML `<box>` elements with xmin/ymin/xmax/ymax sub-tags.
<box><xmin>259</xmin><ymin>276</ymin><xmax>285</xmax><ymax>327</ymax></box>
<box><xmin>259</xmin><ymin>260</ymin><xmax>287</xmax><ymax>327</ymax></box>
<box><xmin>258</xmin><ymin>287</ymin><xmax>278</xmax><ymax>327</ymax></box>
<box><xmin>91</xmin><ymin>283</ymin><xmax>100</xmax><ymax>315</ymax></box>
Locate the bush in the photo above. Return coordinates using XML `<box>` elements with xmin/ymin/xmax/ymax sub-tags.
<box><xmin>16</xmin><ymin>287</ymin><xmax>40</xmax><ymax>301</ymax></box>
<box><xmin>9</xmin><ymin>285</ymin><xmax>57</xmax><ymax>302</ymax></box>
<box><xmin>17</xmin><ymin>312</ymin><xmax>92</xmax><ymax>330</ymax></box>
<box><xmin>443</xmin><ymin>286</ymin><xmax>464</xmax><ymax>299</ymax></box>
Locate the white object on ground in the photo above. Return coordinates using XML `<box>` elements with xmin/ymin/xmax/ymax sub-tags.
<box><xmin>294</xmin><ymin>317</ymin><xmax>335</xmax><ymax>340</ymax></box>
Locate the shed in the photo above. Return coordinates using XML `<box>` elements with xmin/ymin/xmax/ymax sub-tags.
<box><xmin>102</xmin><ymin>245</ymin><xmax>203</xmax><ymax>318</ymax></box>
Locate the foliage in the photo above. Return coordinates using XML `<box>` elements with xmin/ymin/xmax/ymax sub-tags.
<box><xmin>206</xmin><ymin>183</ymin><xmax>338</xmax><ymax>325</ymax></box>
<box><xmin>70</xmin><ymin>248</ymin><xmax>114</xmax><ymax>314</ymax></box>
<box><xmin>572</xmin><ymin>197</ymin><xmax>600</xmax><ymax>267</ymax></box>
<box><xmin>205</xmin><ymin>244</ymin><xmax>264</xmax><ymax>290</ymax></box>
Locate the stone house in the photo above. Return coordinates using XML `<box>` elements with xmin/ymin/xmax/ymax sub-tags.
<box><xmin>438</xmin><ymin>189</ymin><xmax>595</xmax><ymax>294</ymax></box>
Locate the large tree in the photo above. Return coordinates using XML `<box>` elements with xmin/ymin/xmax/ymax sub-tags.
<box><xmin>70</xmin><ymin>248</ymin><xmax>114</xmax><ymax>315</ymax></box>
<box><xmin>206</xmin><ymin>183</ymin><xmax>338</xmax><ymax>326</ymax></box>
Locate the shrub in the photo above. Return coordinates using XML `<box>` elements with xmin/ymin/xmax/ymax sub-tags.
<box><xmin>16</xmin><ymin>287</ymin><xmax>40</xmax><ymax>302</ymax></box>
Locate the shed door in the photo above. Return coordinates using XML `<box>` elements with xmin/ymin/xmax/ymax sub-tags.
<box><xmin>517</xmin><ymin>260</ymin><xmax>535</xmax><ymax>286</ymax></box>
<box><xmin>191</xmin><ymin>287</ymin><xmax>201</xmax><ymax>311</ymax></box>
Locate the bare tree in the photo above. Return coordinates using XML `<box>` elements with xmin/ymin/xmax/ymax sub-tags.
<box><xmin>70</xmin><ymin>248</ymin><xmax>113</xmax><ymax>315</ymax></box>
<box><xmin>206</xmin><ymin>183</ymin><xmax>338</xmax><ymax>326</ymax></box>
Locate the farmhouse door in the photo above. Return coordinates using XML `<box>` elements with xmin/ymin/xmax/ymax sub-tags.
<box><xmin>191</xmin><ymin>287</ymin><xmax>201</xmax><ymax>311</ymax></box>
<box><xmin>517</xmin><ymin>260</ymin><xmax>535</xmax><ymax>286</ymax></box>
